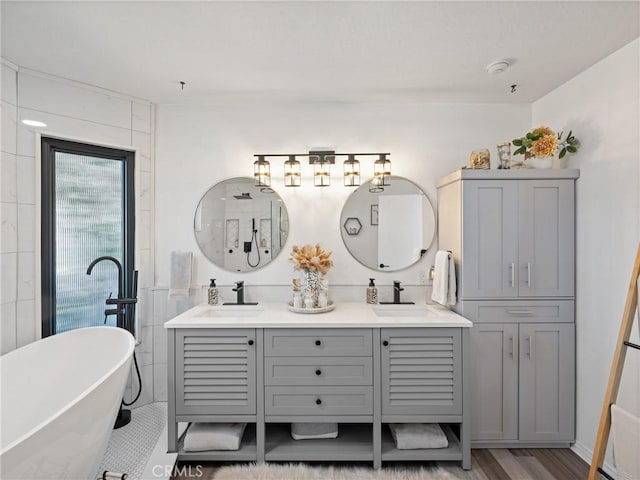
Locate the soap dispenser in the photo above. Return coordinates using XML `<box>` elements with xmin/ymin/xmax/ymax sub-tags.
<box><xmin>366</xmin><ymin>278</ymin><xmax>378</xmax><ymax>304</ymax></box>
<box><xmin>208</xmin><ymin>279</ymin><xmax>219</xmax><ymax>305</ymax></box>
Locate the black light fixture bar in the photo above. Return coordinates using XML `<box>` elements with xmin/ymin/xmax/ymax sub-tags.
<box><xmin>253</xmin><ymin>151</ymin><xmax>391</xmax><ymax>188</ymax></box>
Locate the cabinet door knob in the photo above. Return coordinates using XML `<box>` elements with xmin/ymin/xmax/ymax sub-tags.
<box><xmin>315</xmin><ymin>398</ymin><xmax>322</xmax><ymax>405</ymax></box>
<box><xmin>383</xmin><ymin>340</ymin><xmax>389</xmax><ymax>347</ymax></box>
<box><xmin>315</xmin><ymin>340</ymin><xmax>322</xmax><ymax>346</ymax></box>
<box><xmin>248</xmin><ymin>339</ymin><xmax>254</xmax><ymax>346</ymax></box>
<box><xmin>315</xmin><ymin>369</ymin><xmax>322</xmax><ymax>376</ymax></box>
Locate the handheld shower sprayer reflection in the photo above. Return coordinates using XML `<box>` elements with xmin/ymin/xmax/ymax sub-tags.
<box><xmin>247</xmin><ymin>217</ymin><xmax>260</xmax><ymax>268</ymax></box>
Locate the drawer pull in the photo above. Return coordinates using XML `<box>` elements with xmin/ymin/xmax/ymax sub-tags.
<box><xmin>382</xmin><ymin>340</ymin><xmax>389</xmax><ymax>347</ymax></box>
<box><xmin>526</xmin><ymin>262</ymin><xmax>531</xmax><ymax>286</ymax></box>
<box><xmin>315</xmin><ymin>369</ymin><xmax>322</xmax><ymax>376</ymax></box>
<box><xmin>315</xmin><ymin>398</ymin><xmax>322</xmax><ymax>405</ymax></box>
<box><xmin>509</xmin><ymin>336</ymin><xmax>514</xmax><ymax>358</ymax></box>
<box><xmin>506</xmin><ymin>310</ymin><xmax>533</xmax><ymax>315</ymax></box>
<box><xmin>315</xmin><ymin>340</ymin><xmax>322</xmax><ymax>346</ymax></box>
<box><xmin>510</xmin><ymin>262</ymin><xmax>515</xmax><ymax>288</ymax></box>
<box><xmin>247</xmin><ymin>339</ymin><xmax>254</xmax><ymax>346</ymax></box>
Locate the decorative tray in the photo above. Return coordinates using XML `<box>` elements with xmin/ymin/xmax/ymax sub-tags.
<box><xmin>287</xmin><ymin>301</ymin><xmax>335</xmax><ymax>314</ymax></box>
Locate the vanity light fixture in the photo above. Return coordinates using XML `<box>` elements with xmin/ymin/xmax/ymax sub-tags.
<box><xmin>283</xmin><ymin>155</ymin><xmax>301</xmax><ymax>187</ymax></box>
<box><xmin>373</xmin><ymin>153</ymin><xmax>391</xmax><ymax>186</ymax></box>
<box><xmin>343</xmin><ymin>154</ymin><xmax>360</xmax><ymax>187</ymax></box>
<box><xmin>311</xmin><ymin>151</ymin><xmax>334</xmax><ymax>187</ymax></box>
<box><xmin>254</xmin><ymin>155</ymin><xmax>271</xmax><ymax>187</ymax></box>
<box><xmin>253</xmin><ymin>150</ymin><xmax>390</xmax><ymax>188</ymax></box>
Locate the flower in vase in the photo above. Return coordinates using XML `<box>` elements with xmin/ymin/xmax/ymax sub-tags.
<box><xmin>289</xmin><ymin>244</ymin><xmax>334</xmax><ymax>275</ymax></box>
<box><xmin>513</xmin><ymin>126</ymin><xmax>579</xmax><ymax>159</ymax></box>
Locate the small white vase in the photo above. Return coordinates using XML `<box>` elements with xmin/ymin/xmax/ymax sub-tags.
<box><xmin>553</xmin><ymin>155</ymin><xmax>568</xmax><ymax>169</ymax></box>
<box><xmin>527</xmin><ymin>156</ymin><xmax>553</xmax><ymax>169</ymax></box>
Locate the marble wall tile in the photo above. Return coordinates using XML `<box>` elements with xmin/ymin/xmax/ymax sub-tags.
<box><xmin>139</xmin><ymin>210</ymin><xmax>151</xmax><ymax>251</ymax></box>
<box><xmin>17</xmin><ymin>204</ymin><xmax>35</xmax><ymax>252</ymax></box>
<box><xmin>16</xmin><ymin>155</ymin><xmax>35</xmax><ymax>205</ymax></box>
<box><xmin>153</xmin><ymin>289</ymin><xmax>168</xmax><ymax>325</ymax></box>
<box><xmin>153</xmin><ymin>325</ymin><xmax>167</xmax><ymax>364</ymax></box>
<box><xmin>1</xmin><ymin>152</ymin><xmax>17</xmax><ymax>202</ymax></box>
<box><xmin>0</xmin><ymin>253</ymin><xmax>17</xmax><ymax>304</ymax></box>
<box><xmin>153</xmin><ymin>363</ymin><xmax>167</xmax><ymax>402</ymax></box>
<box><xmin>17</xmin><ymin>252</ymin><xmax>35</xmax><ymax>300</ymax></box>
<box><xmin>132</xmin><ymin>102</ymin><xmax>151</xmax><ymax>134</ymax></box>
<box><xmin>1</xmin><ymin>101</ymin><xmax>17</xmax><ymax>154</ymax></box>
<box><xmin>18</xmin><ymin>72</ymin><xmax>132</xmax><ymax>129</ymax></box>
<box><xmin>1</xmin><ymin>302</ymin><xmax>16</xmax><ymax>354</ymax></box>
<box><xmin>1</xmin><ymin>64</ymin><xmax>17</xmax><ymax>106</ymax></box>
<box><xmin>1</xmin><ymin>202</ymin><xmax>17</xmax><ymax>252</ymax></box>
<box><xmin>139</xmin><ymin>171</ymin><xmax>151</xmax><ymax>211</ymax></box>
<box><xmin>16</xmin><ymin>299</ymin><xmax>36</xmax><ymax>347</ymax></box>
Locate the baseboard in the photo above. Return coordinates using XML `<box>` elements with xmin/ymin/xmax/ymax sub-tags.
<box><xmin>571</xmin><ymin>440</ymin><xmax>618</xmax><ymax>478</ymax></box>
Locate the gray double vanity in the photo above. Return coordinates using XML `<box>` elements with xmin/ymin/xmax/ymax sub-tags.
<box><xmin>165</xmin><ymin>303</ymin><xmax>472</xmax><ymax>469</ymax></box>
<box><xmin>165</xmin><ymin>169</ymin><xmax>578</xmax><ymax>471</ymax></box>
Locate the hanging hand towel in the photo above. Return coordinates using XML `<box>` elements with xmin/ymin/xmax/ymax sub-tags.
<box><xmin>611</xmin><ymin>404</ymin><xmax>640</xmax><ymax>479</ymax></box>
<box><xmin>168</xmin><ymin>251</ymin><xmax>192</xmax><ymax>299</ymax></box>
<box><xmin>431</xmin><ymin>250</ymin><xmax>456</xmax><ymax>306</ymax></box>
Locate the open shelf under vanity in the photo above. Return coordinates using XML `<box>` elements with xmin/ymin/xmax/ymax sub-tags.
<box><xmin>381</xmin><ymin>424</ymin><xmax>463</xmax><ymax>462</ymax></box>
<box><xmin>175</xmin><ymin>423</ymin><xmax>257</xmax><ymax>461</ymax></box>
<box><xmin>265</xmin><ymin>423</ymin><xmax>373</xmax><ymax>462</ymax></box>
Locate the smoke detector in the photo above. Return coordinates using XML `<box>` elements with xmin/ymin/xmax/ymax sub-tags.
<box><xmin>486</xmin><ymin>60</ymin><xmax>510</xmax><ymax>74</ymax></box>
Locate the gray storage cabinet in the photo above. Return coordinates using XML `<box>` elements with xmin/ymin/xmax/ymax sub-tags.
<box><xmin>168</xmin><ymin>325</ymin><xmax>470</xmax><ymax>469</ymax></box>
<box><xmin>175</xmin><ymin>328</ymin><xmax>256</xmax><ymax>415</ymax></box>
<box><xmin>437</xmin><ymin>169</ymin><xmax>578</xmax><ymax>447</ymax></box>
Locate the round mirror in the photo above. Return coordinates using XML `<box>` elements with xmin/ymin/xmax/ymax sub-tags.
<box><xmin>340</xmin><ymin>176</ymin><xmax>436</xmax><ymax>271</ymax></box>
<box><xmin>194</xmin><ymin>177</ymin><xmax>289</xmax><ymax>272</ymax></box>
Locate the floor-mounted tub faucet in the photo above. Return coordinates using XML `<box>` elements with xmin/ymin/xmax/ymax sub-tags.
<box><xmin>86</xmin><ymin>256</ymin><xmax>138</xmax><ymax>333</ymax></box>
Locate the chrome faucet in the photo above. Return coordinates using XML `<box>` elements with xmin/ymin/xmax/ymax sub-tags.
<box><xmin>86</xmin><ymin>256</ymin><xmax>138</xmax><ymax>333</ymax></box>
<box><xmin>223</xmin><ymin>281</ymin><xmax>258</xmax><ymax>306</ymax></box>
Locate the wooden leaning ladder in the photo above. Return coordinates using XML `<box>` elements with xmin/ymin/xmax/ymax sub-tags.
<box><xmin>588</xmin><ymin>242</ymin><xmax>640</xmax><ymax>480</ymax></box>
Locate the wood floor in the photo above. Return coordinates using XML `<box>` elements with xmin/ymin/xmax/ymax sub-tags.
<box><xmin>172</xmin><ymin>448</ymin><xmax>590</xmax><ymax>479</ymax></box>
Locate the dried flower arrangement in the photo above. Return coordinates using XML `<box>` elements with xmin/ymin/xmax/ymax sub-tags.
<box><xmin>513</xmin><ymin>126</ymin><xmax>579</xmax><ymax>159</ymax></box>
<box><xmin>290</xmin><ymin>244</ymin><xmax>334</xmax><ymax>275</ymax></box>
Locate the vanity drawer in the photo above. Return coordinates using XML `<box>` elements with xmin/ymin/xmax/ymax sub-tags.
<box><xmin>265</xmin><ymin>386</ymin><xmax>373</xmax><ymax>416</ymax></box>
<box><xmin>264</xmin><ymin>329</ymin><xmax>372</xmax><ymax>357</ymax></box>
<box><xmin>264</xmin><ymin>357</ymin><xmax>373</xmax><ymax>386</ymax></box>
<box><xmin>461</xmin><ymin>300</ymin><xmax>574</xmax><ymax>323</ymax></box>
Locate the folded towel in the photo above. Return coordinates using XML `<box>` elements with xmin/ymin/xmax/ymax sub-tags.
<box><xmin>611</xmin><ymin>404</ymin><xmax>640</xmax><ymax>479</ymax></box>
<box><xmin>431</xmin><ymin>250</ymin><xmax>456</xmax><ymax>306</ymax></box>
<box><xmin>183</xmin><ymin>423</ymin><xmax>247</xmax><ymax>452</ymax></box>
<box><xmin>388</xmin><ymin>423</ymin><xmax>449</xmax><ymax>450</ymax></box>
<box><xmin>168</xmin><ymin>251</ymin><xmax>192</xmax><ymax>299</ymax></box>
<box><xmin>291</xmin><ymin>423</ymin><xmax>338</xmax><ymax>440</ymax></box>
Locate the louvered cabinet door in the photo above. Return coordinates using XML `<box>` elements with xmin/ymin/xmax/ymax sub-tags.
<box><xmin>176</xmin><ymin>329</ymin><xmax>256</xmax><ymax>415</ymax></box>
<box><xmin>381</xmin><ymin>328</ymin><xmax>462</xmax><ymax>416</ymax></box>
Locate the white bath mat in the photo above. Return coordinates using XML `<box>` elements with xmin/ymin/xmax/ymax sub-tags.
<box><xmin>98</xmin><ymin>402</ymin><xmax>166</xmax><ymax>480</ymax></box>
<box><xmin>211</xmin><ymin>463</ymin><xmax>461</xmax><ymax>480</ymax></box>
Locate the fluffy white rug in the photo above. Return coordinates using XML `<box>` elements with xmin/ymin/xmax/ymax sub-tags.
<box><xmin>211</xmin><ymin>463</ymin><xmax>460</xmax><ymax>480</ymax></box>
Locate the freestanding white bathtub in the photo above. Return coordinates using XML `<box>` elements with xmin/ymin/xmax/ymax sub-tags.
<box><xmin>1</xmin><ymin>326</ymin><xmax>135</xmax><ymax>480</ymax></box>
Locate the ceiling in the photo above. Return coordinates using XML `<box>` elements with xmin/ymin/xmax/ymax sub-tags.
<box><xmin>2</xmin><ymin>1</ymin><xmax>639</xmax><ymax>105</ymax></box>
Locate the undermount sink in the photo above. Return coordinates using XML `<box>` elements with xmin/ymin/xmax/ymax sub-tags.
<box><xmin>203</xmin><ymin>306</ymin><xmax>263</xmax><ymax>318</ymax></box>
<box><xmin>372</xmin><ymin>305</ymin><xmax>442</xmax><ymax>318</ymax></box>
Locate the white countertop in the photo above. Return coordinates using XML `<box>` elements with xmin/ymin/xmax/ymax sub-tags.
<box><xmin>164</xmin><ymin>302</ymin><xmax>473</xmax><ymax>329</ymax></box>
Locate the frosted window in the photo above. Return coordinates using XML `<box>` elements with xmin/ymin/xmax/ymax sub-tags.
<box><xmin>54</xmin><ymin>152</ymin><xmax>123</xmax><ymax>333</ymax></box>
